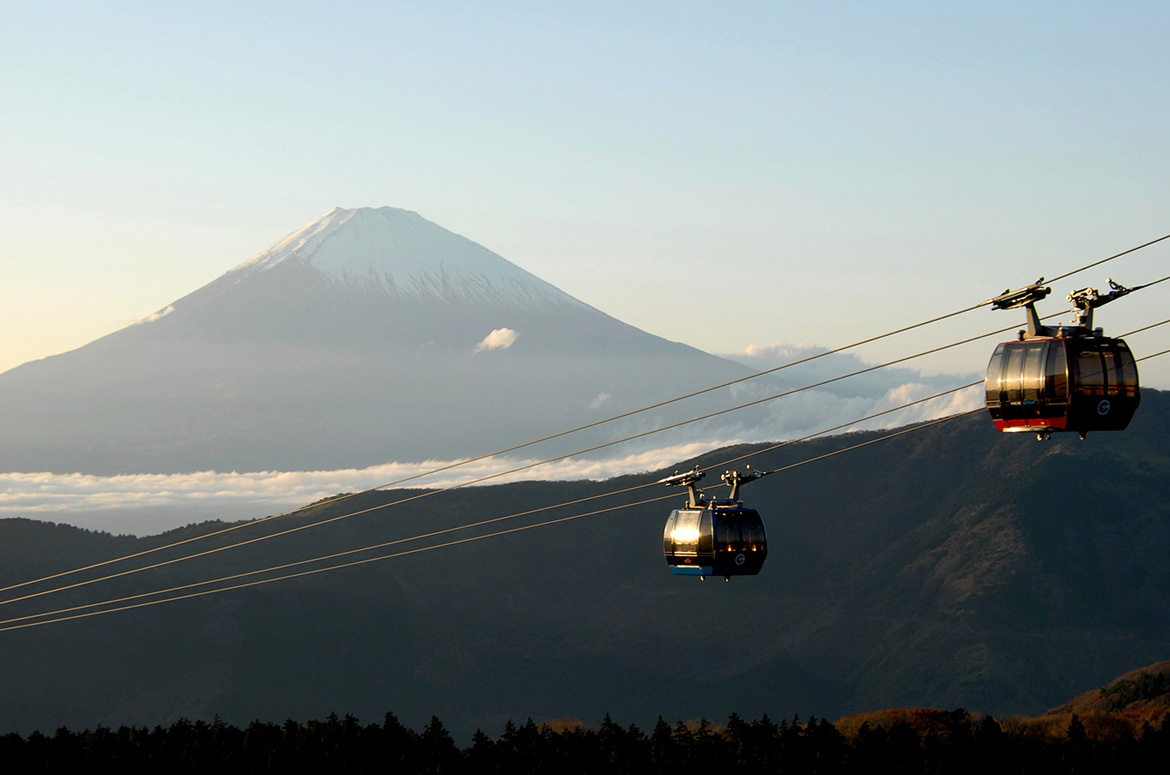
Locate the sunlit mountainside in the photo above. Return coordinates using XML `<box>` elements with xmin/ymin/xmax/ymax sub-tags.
<box><xmin>1</xmin><ymin>391</ymin><xmax>1167</xmax><ymax>738</ymax></box>
<box><xmin>1050</xmin><ymin>660</ymin><xmax>1170</xmax><ymax>716</ymax></box>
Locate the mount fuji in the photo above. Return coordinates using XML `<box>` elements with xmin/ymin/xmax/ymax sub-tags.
<box><xmin>0</xmin><ymin>207</ymin><xmax>760</xmax><ymax>475</ymax></box>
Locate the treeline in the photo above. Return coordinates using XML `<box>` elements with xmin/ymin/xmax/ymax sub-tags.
<box><xmin>3</xmin><ymin>709</ymin><xmax>1170</xmax><ymax>774</ymax></box>
<box><xmin>1100</xmin><ymin>671</ymin><xmax>1168</xmax><ymax>711</ymax></box>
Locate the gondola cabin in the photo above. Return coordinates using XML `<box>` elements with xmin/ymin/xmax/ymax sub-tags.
<box><xmin>662</xmin><ymin>505</ymin><xmax>767</xmax><ymax>578</ymax></box>
<box><xmin>985</xmin><ymin>337</ymin><xmax>1140</xmax><ymax>437</ymax></box>
<box><xmin>985</xmin><ymin>279</ymin><xmax>1141</xmax><ymax>440</ymax></box>
<box><xmin>658</xmin><ymin>468</ymin><xmax>768</xmax><ymax>580</ymax></box>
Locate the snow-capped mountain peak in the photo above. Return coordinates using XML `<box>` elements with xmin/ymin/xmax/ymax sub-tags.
<box><xmin>228</xmin><ymin>206</ymin><xmax>582</xmax><ymax>308</ymax></box>
<box><xmin>0</xmin><ymin>205</ymin><xmax>753</xmax><ymax>476</ymax></box>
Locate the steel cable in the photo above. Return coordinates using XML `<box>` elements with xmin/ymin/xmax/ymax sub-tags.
<box><xmin>2</xmin><ymin>241</ymin><xmax>1166</xmax><ymax>605</ymax></box>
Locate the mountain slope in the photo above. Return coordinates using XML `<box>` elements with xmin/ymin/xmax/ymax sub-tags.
<box><xmin>0</xmin><ymin>207</ymin><xmax>758</xmax><ymax>474</ymax></box>
<box><xmin>1049</xmin><ymin>660</ymin><xmax>1170</xmax><ymax>715</ymax></box>
<box><xmin>232</xmin><ymin>206</ymin><xmax>586</xmax><ymax>307</ymax></box>
<box><xmin>1</xmin><ymin>391</ymin><xmax>1167</xmax><ymax>738</ymax></box>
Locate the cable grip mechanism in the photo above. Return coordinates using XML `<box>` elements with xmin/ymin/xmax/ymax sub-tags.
<box><xmin>657</xmin><ymin>468</ymin><xmax>706</xmax><ymax>508</ymax></box>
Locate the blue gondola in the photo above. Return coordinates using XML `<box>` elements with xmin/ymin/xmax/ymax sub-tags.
<box><xmin>660</xmin><ymin>468</ymin><xmax>767</xmax><ymax>581</ymax></box>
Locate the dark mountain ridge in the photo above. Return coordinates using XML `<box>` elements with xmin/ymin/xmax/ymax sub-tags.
<box><xmin>1</xmin><ymin>390</ymin><xmax>1168</xmax><ymax>739</ymax></box>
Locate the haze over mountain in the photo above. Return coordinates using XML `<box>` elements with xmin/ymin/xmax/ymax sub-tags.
<box><xmin>0</xmin><ymin>207</ymin><xmax>771</xmax><ymax>475</ymax></box>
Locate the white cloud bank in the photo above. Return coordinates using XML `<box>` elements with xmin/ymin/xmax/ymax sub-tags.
<box><xmin>0</xmin><ymin>339</ymin><xmax>984</xmax><ymax>537</ymax></box>
<box><xmin>0</xmin><ymin>442</ymin><xmax>731</xmax><ymax>536</ymax></box>
<box><xmin>473</xmin><ymin>327</ymin><xmax>519</xmax><ymax>353</ymax></box>
<box><xmin>0</xmin><ymin>383</ymin><xmax>981</xmax><ymax>537</ymax></box>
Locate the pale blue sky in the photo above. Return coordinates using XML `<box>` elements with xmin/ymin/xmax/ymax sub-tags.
<box><xmin>3</xmin><ymin>1</ymin><xmax>1169</xmax><ymax>384</ymax></box>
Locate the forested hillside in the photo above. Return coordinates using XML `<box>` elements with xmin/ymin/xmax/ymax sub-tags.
<box><xmin>1</xmin><ymin>392</ymin><xmax>1168</xmax><ymax>739</ymax></box>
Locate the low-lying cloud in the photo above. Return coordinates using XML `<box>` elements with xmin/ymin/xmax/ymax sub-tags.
<box><xmin>0</xmin><ymin>443</ymin><xmax>731</xmax><ymax>536</ymax></box>
<box><xmin>0</xmin><ymin>387</ymin><xmax>980</xmax><ymax>537</ymax></box>
<box><xmin>713</xmin><ymin>340</ymin><xmax>984</xmax><ymax>442</ymax></box>
<box><xmin>0</xmin><ymin>339</ymin><xmax>984</xmax><ymax>537</ymax></box>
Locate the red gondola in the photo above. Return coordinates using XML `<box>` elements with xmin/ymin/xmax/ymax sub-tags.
<box><xmin>985</xmin><ymin>279</ymin><xmax>1140</xmax><ymax>440</ymax></box>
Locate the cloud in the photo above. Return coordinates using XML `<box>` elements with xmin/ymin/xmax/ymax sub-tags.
<box><xmin>697</xmin><ymin>337</ymin><xmax>986</xmax><ymax>446</ymax></box>
<box><xmin>0</xmin><ymin>443</ymin><xmax>734</xmax><ymax>536</ymax></box>
<box><xmin>135</xmin><ymin>305</ymin><xmax>175</xmax><ymax>325</ymax></box>
<box><xmin>474</xmin><ymin>328</ymin><xmax>519</xmax><ymax>353</ymax></box>
<box><xmin>742</xmin><ymin>342</ymin><xmax>825</xmax><ymax>360</ymax></box>
<box><xmin>0</xmin><ymin>384</ymin><xmax>983</xmax><ymax>538</ymax></box>
<box><xmin>0</xmin><ymin>339</ymin><xmax>985</xmax><ymax>537</ymax></box>
<box><xmin>0</xmin><ymin>383</ymin><xmax>982</xmax><ymax>537</ymax></box>
<box><xmin>715</xmin><ymin>380</ymin><xmax>983</xmax><ymax>444</ymax></box>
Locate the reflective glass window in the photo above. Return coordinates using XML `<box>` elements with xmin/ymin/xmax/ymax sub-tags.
<box><xmin>1074</xmin><ymin>346</ymin><xmax>1106</xmax><ymax>396</ymax></box>
<box><xmin>715</xmin><ymin>512</ymin><xmax>767</xmax><ymax>553</ymax></box>
<box><xmin>1022</xmin><ymin>343</ymin><xmax>1045</xmax><ymax>403</ymax></box>
<box><xmin>1099</xmin><ymin>343</ymin><xmax>1139</xmax><ymax>398</ymax></box>
<box><xmin>671</xmin><ymin>510</ymin><xmax>701</xmax><ymax>556</ymax></box>
<box><xmin>1116</xmin><ymin>344</ymin><xmax>1140</xmax><ymax>398</ymax></box>
<box><xmin>743</xmin><ymin>517</ymin><xmax>766</xmax><ymax>552</ymax></box>
<box><xmin>663</xmin><ymin>512</ymin><xmax>677</xmax><ymax>556</ymax></box>
<box><xmin>698</xmin><ymin>511</ymin><xmax>714</xmax><ymax>555</ymax></box>
<box><xmin>1044</xmin><ymin>341</ymin><xmax>1068</xmax><ymax>400</ymax></box>
<box><xmin>1005</xmin><ymin>346</ymin><xmax>1025</xmax><ymax>404</ymax></box>
<box><xmin>1101</xmin><ymin>348</ymin><xmax>1121</xmax><ymax>396</ymax></box>
<box><xmin>716</xmin><ymin>517</ymin><xmax>742</xmax><ymax>552</ymax></box>
<box><xmin>985</xmin><ymin>344</ymin><xmax>1006</xmax><ymax>407</ymax></box>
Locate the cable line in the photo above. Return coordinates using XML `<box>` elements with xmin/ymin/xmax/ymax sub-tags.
<box><xmin>1046</xmin><ymin>233</ymin><xmax>1170</xmax><ymax>285</ymax></box>
<box><xmin>3</xmin><ymin>243</ymin><xmax>1166</xmax><ymax>603</ymax></box>
<box><xmin>1123</xmin><ymin>320</ymin><xmax>1170</xmax><ymax>337</ymax></box>
<box><xmin>0</xmin><ymin>382</ymin><xmax>982</xmax><ymax>628</ymax></box>
<box><xmin>0</xmin><ymin>490</ymin><xmax>676</xmax><ymax>634</ymax></box>
<box><xmin>0</xmin><ymin>398</ymin><xmax>988</xmax><ymax>633</ymax></box>
<box><xmin>8</xmin><ymin>335</ymin><xmax>1169</xmax><ymax>634</ymax></box>
<box><xmin>7</xmin><ymin>287</ymin><xmax>1166</xmax><ymax>613</ymax></box>
<box><xmin>2</xmin><ymin>293</ymin><xmax>1002</xmax><ymax>599</ymax></box>
<box><xmin>13</xmin><ymin>293</ymin><xmax>1162</xmax><ymax>610</ymax></box>
<box><xmin>1</xmin><ymin>314</ymin><xmax>1031</xmax><ymax>610</ymax></box>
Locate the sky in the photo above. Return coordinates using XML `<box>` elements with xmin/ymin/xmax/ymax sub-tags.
<box><xmin>2</xmin><ymin>2</ymin><xmax>1170</xmax><ymax>532</ymax></box>
<box><xmin>3</xmin><ymin>2</ymin><xmax>1168</xmax><ymax>378</ymax></box>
